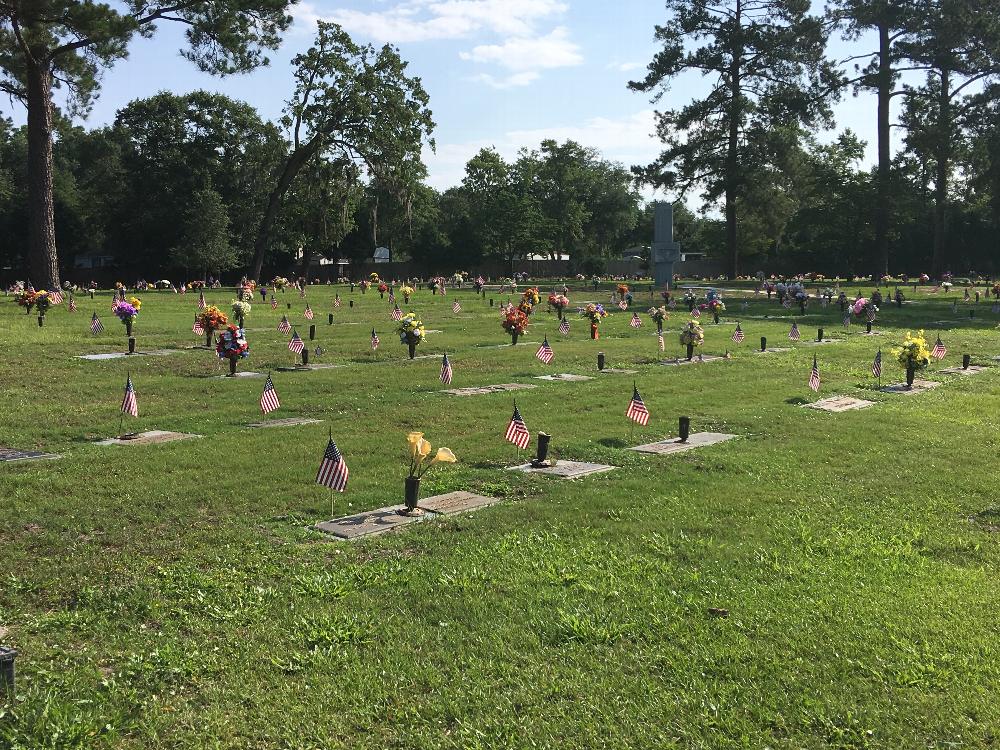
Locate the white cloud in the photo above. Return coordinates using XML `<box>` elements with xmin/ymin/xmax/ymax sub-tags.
<box><xmin>423</xmin><ymin>110</ymin><xmax>661</xmax><ymax>192</ymax></box>
<box><xmin>298</xmin><ymin>0</ymin><xmax>569</xmax><ymax>42</ymax></box>
<box><xmin>614</xmin><ymin>61</ymin><xmax>645</xmax><ymax>72</ymax></box>
<box><xmin>459</xmin><ymin>27</ymin><xmax>582</xmax><ymax>71</ymax></box>
<box><xmin>469</xmin><ymin>71</ymin><xmax>540</xmax><ymax>88</ymax></box>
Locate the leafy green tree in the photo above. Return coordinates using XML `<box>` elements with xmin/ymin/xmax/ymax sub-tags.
<box><xmin>249</xmin><ymin>21</ymin><xmax>435</xmax><ymax>281</ymax></box>
<box><xmin>630</xmin><ymin>0</ymin><xmax>835</xmax><ymax>279</ymax></box>
<box><xmin>0</xmin><ymin>0</ymin><xmax>294</xmax><ymax>288</ymax></box>
<box><xmin>171</xmin><ymin>184</ymin><xmax>236</xmax><ymax>277</ymax></box>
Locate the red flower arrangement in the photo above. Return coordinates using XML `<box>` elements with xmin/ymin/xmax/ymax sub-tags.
<box><xmin>501</xmin><ymin>308</ymin><xmax>530</xmax><ymax>344</ymax></box>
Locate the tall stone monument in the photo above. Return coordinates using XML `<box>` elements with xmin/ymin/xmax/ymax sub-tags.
<box><xmin>652</xmin><ymin>202</ymin><xmax>681</xmax><ymax>289</ymax></box>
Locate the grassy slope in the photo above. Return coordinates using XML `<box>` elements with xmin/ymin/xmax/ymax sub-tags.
<box><xmin>1</xmin><ymin>282</ymin><xmax>998</xmax><ymax>749</ymax></box>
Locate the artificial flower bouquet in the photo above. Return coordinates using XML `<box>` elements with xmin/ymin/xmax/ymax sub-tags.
<box><xmin>502</xmin><ymin>308</ymin><xmax>530</xmax><ymax>342</ymax></box>
<box><xmin>398</xmin><ymin>312</ymin><xmax>426</xmax><ymax>357</ymax></box>
<box><xmin>216</xmin><ymin>324</ymin><xmax>249</xmax><ymax>359</ymax></box>
<box><xmin>231</xmin><ymin>299</ymin><xmax>251</xmax><ymax>322</ymax></box>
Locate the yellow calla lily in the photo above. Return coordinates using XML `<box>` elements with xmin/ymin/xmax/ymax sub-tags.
<box><xmin>429</xmin><ymin>447</ymin><xmax>456</xmax><ymax>466</ymax></box>
<box><xmin>407</xmin><ymin>432</ymin><xmax>425</xmax><ymax>461</ymax></box>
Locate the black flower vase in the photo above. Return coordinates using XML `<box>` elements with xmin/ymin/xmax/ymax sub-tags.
<box><xmin>205</xmin><ymin>331</ymin><xmax>212</xmax><ymax>348</ymax></box>
<box><xmin>404</xmin><ymin>476</ymin><xmax>421</xmax><ymax>512</ymax></box>
<box><xmin>713</xmin><ymin>312</ymin><xmax>719</xmax><ymax>324</ymax></box>
<box><xmin>866</xmin><ymin>321</ymin><xmax>872</xmax><ymax>334</ymax></box>
<box><xmin>657</xmin><ymin>320</ymin><xmax>663</xmax><ymax>334</ymax></box>
<box><xmin>228</xmin><ymin>357</ymin><xmax>238</xmax><ymax>377</ymax></box>
<box><xmin>37</xmin><ymin>314</ymin><xmax>44</xmax><ymax>327</ymax></box>
<box><xmin>380</xmin><ymin>292</ymin><xmax>384</xmax><ymax>299</ymax></box>
<box><xmin>408</xmin><ymin>341</ymin><xmax>416</xmax><ymax>359</ymax></box>
<box><xmin>126</xmin><ymin>320</ymin><xmax>133</xmax><ymax>338</ymax></box>
<box><xmin>686</xmin><ymin>343</ymin><xmax>694</xmax><ymax>360</ymax></box>
<box><xmin>906</xmin><ymin>364</ymin><xmax>915</xmax><ymax>388</ymax></box>
<box><xmin>688</xmin><ymin>301</ymin><xmax>694</xmax><ymax>312</ymax></box>
<box><xmin>25</xmin><ymin>306</ymin><xmax>31</xmax><ymax>315</ymax></box>
<box><xmin>511</xmin><ymin>333</ymin><xmax>519</xmax><ymax>345</ymax></box>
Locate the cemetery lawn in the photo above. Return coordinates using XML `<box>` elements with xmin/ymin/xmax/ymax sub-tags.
<box><xmin>2</xmin><ymin>282</ymin><xmax>999</xmax><ymax>749</ymax></box>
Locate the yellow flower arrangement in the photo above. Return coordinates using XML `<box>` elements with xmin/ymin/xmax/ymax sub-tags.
<box><xmin>128</xmin><ymin>296</ymin><xmax>142</xmax><ymax>311</ymax></box>
<box><xmin>407</xmin><ymin>432</ymin><xmax>457</xmax><ymax>478</ymax></box>
<box><xmin>892</xmin><ymin>330</ymin><xmax>931</xmax><ymax>370</ymax></box>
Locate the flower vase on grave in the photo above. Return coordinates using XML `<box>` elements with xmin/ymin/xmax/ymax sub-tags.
<box><xmin>37</xmin><ymin>314</ymin><xmax>44</xmax><ymax>327</ymax></box>
<box><xmin>657</xmin><ymin>320</ymin><xmax>663</xmax><ymax>334</ymax></box>
<box><xmin>590</xmin><ymin>324</ymin><xmax>598</xmax><ymax>340</ymax></box>
<box><xmin>380</xmin><ymin>292</ymin><xmax>384</xmax><ymax>299</ymax></box>
<box><xmin>865</xmin><ymin>321</ymin><xmax>872</xmax><ymax>334</ymax></box>
<box><xmin>404</xmin><ymin>476</ymin><xmax>421</xmax><ymax>513</ymax></box>
<box><xmin>686</xmin><ymin>343</ymin><xmax>694</xmax><ymax>361</ymax></box>
<box><xmin>403</xmin><ymin>295</ymin><xmax>410</xmax><ymax>304</ymax></box>
<box><xmin>687</xmin><ymin>301</ymin><xmax>694</xmax><ymax>312</ymax></box>
<box><xmin>906</xmin><ymin>364</ymin><xmax>916</xmax><ymax>388</ymax></box>
<box><xmin>511</xmin><ymin>333</ymin><xmax>519</xmax><ymax>346</ymax></box>
<box><xmin>205</xmin><ymin>331</ymin><xmax>213</xmax><ymax>347</ymax></box>
<box><xmin>713</xmin><ymin>312</ymin><xmax>719</xmax><ymax>325</ymax></box>
<box><xmin>238</xmin><ymin>315</ymin><xmax>244</xmax><ymax>329</ymax></box>
<box><xmin>228</xmin><ymin>356</ymin><xmax>238</xmax><ymax>377</ymax></box>
<box><xmin>408</xmin><ymin>342</ymin><xmax>417</xmax><ymax>359</ymax></box>
<box><xmin>126</xmin><ymin>320</ymin><xmax>133</xmax><ymax>338</ymax></box>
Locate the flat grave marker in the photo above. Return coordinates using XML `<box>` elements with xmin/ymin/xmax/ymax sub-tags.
<box><xmin>247</xmin><ymin>417</ymin><xmax>322</xmax><ymax>428</ymax></box>
<box><xmin>508</xmin><ymin>460</ymin><xmax>616</xmax><ymax>479</ymax></box>
<box><xmin>879</xmin><ymin>379</ymin><xmax>941</xmax><ymax>395</ymax></box>
<box><xmin>315</xmin><ymin>492</ymin><xmax>501</xmax><ymax>540</ymax></box>
<box><xmin>939</xmin><ymin>365</ymin><xmax>988</xmax><ymax>376</ymax></box>
<box><xmin>96</xmin><ymin>430</ymin><xmax>201</xmax><ymax>446</ymax></box>
<box><xmin>443</xmin><ymin>383</ymin><xmax>537</xmax><ymax>396</ymax></box>
<box><xmin>275</xmin><ymin>363</ymin><xmax>345</xmax><ymax>372</ymax></box>
<box><xmin>597</xmin><ymin>368</ymin><xmax>638</xmax><ymax>374</ymax></box>
<box><xmin>217</xmin><ymin>371</ymin><xmax>265</xmax><ymax>379</ymax></box>
<box><xmin>804</xmin><ymin>396</ymin><xmax>875</xmax><ymax>412</ymax></box>
<box><xmin>417</xmin><ymin>491</ymin><xmax>501</xmax><ymax>514</ymax></box>
<box><xmin>754</xmin><ymin>347</ymin><xmax>791</xmax><ymax>354</ymax></box>
<box><xmin>0</xmin><ymin>446</ymin><xmax>61</xmax><ymax>463</ymax></box>
<box><xmin>533</xmin><ymin>373</ymin><xmax>594</xmax><ymax>382</ymax></box>
<box><xmin>630</xmin><ymin>432</ymin><xmax>738</xmax><ymax>455</ymax></box>
<box><xmin>659</xmin><ymin>355</ymin><xmax>727</xmax><ymax>366</ymax></box>
<box><xmin>77</xmin><ymin>350</ymin><xmax>180</xmax><ymax>361</ymax></box>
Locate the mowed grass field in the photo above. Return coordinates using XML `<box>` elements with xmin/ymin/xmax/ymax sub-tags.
<box><xmin>1</xmin><ymin>280</ymin><xmax>999</xmax><ymax>749</ymax></box>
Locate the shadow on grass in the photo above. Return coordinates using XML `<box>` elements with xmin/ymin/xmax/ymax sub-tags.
<box><xmin>597</xmin><ymin>437</ymin><xmax>628</xmax><ymax>448</ymax></box>
<box><xmin>785</xmin><ymin>397</ymin><xmax>809</xmax><ymax>405</ymax></box>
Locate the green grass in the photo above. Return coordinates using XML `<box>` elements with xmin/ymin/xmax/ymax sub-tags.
<box><xmin>1</xmin><ymin>281</ymin><xmax>999</xmax><ymax>749</ymax></box>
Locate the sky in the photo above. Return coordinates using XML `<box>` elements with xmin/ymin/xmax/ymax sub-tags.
<box><xmin>8</xmin><ymin>0</ymin><xmax>909</xmax><ymax>200</ymax></box>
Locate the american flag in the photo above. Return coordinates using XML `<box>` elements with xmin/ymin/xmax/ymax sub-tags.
<box><xmin>299</xmin><ymin>285</ymin><xmax>306</xmax><ymax>298</ymax></box>
<box><xmin>334</xmin><ymin>295</ymin><xmax>341</xmax><ymax>309</ymax></box>
<box><xmin>964</xmin><ymin>288</ymin><xmax>971</xmax><ymax>300</ymax></box>
<box><xmin>316</xmin><ymin>438</ymin><xmax>349</xmax><ymax>492</ymax></box>
<box><xmin>68</xmin><ymin>297</ymin><xmax>77</xmax><ymax>312</ymax></box>
<box><xmin>630</xmin><ymin>313</ymin><xmax>642</xmax><ymax>328</ymax></box>
<box><xmin>691</xmin><ymin>307</ymin><xmax>701</xmax><ymax>318</ymax></box>
<box><xmin>626</xmin><ymin>384</ymin><xmax>650</xmax><ymax>426</ymax></box>
<box><xmin>866</xmin><ymin>307</ymin><xmax>877</xmax><ymax>323</ymax></box>
<box><xmin>808</xmin><ymin>355</ymin><xmax>821</xmax><ymax>392</ymax></box>
<box><xmin>932</xmin><ymin>337</ymin><xmax>947</xmax><ymax>360</ymax></box>
<box><xmin>49</xmin><ymin>290</ymin><xmax>63</xmax><ymax>304</ymax></box>
<box><xmin>193</xmin><ymin>316</ymin><xmax>204</xmax><ymax>335</ymax></box>
<box><xmin>121</xmin><ymin>374</ymin><xmax>138</xmax><ymax>417</ymax></box>
<box><xmin>288</xmin><ymin>331</ymin><xmax>304</xmax><ymax>354</ymax></box>
<box><xmin>453</xmin><ymin>300</ymin><xmax>461</xmax><ymax>313</ymax></box>
<box><xmin>370</xmin><ymin>328</ymin><xmax>380</xmax><ymax>350</ymax></box>
<box><xmin>198</xmin><ymin>291</ymin><xmax>206</xmax><ymax>310</ymax></box>
<box><xmin>260</xmin><ymin>374</ymin><xmax>280</xmax><ymax>414</ymax></box>
<box><xmin>440</xmin><ymin>352</ymin><xmax>453</xmax><ymax>384</ymax></box>
<box><xmin>782</xmin><ymin>299</ymin><xmax>792</xmax><ymax>309</ymax></box>
<box><xmin>872</xmin><ymin>349</ymin><xmax>882</xmax><ymax>379</ymax></box>
<box><xmin>504</xmin><ymin>402</ymin><xmax>530</xmax><ymax>449</ymax></box>
<box><xmin>617</xmin><ymin>300</ymin><xmax>628</xmax><ymax>311</ymax></box>
<box><xmin>441</xmin><ymin>284</ymin><xmax>447</xmax><ymax>296</ymax></box>
<box><xmin>789</xmin><ymin>323</ymin><xmax>800</xmax><ymax>341</ymax></box>
<box><xmin>391</xmin><ymin>305</ymin><xmax>403</xmax><ymax>321</ymax></box>
<box><xmin>91</xmin><ymin>313</ymin><xmax>104</xmax><ymax>334</ymax></box>
<box><xmin>536</xmin><ymin>338</ymin><xmax>554</xmax><ymax>364</ymax></box>
<box><xmin>388</xmin><ymin>291</ymin><xmax>395</xmax><ymax>304</ymax></box>
<box><xmin>658</xmin><ymin>332</ymin><xmax>665</xmax><ymax>351</ymax></box>
<box><xmin>558</xmin><ymin>318</ymin><xmax>570</xmax><ymax>335</ymax></box>
<box><xmin>278</xmin><ymin>315</ymin><xmax>291</xmax><ymax>333</ymax></box>
<box><xmin>304</xmin><ymin>305</ymin><xmax>314</xmax><ymax>320</ymax></box>
<box><xmin>731</xmin><ymin>323</ymin><xmax>744</xmax><ymax>343</ymax></box>
<box><xmin>270</xmin><ymin>296</ymin><xmax>278</xmax><ymax>310</ymax></box>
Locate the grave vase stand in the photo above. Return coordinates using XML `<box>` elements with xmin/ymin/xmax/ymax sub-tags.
<box><xmin>713</xmin><ymin>312</ymin><xmax>719</xmax><ymax>325</ymax></box>
<box><xmin>404</xmin><ymin>477</ymin><xmax>421</xmax><ymax>513</ymax></box>
<box><xmin>657</xmin><ymin>320</ymin><xmax>663</xmax><ymax>334</ymax></box>
<box><xmin>408</xmin><ymin>341</ymin><xmax>417</xmax><ymax>359</ymax></box>
<box><xmin>228</xmin><ymin>357</ymin><xmax>238</xmax><ymax>377</ymax></box>
<box><xmin>906</xmin><ymin>364</ymin><xmax>916</xmax><ymax>388</ymax></box>
<box><xmin>511</xmin><ymin>333</ymin><xmax>519</xmax><ymax>346</ymax></box>
<box><xmin>686</xmin><ymin>343</ymin><xmax>694</xmax><ymax>361</ymax></box>
<box><xmin>590</xmin><ymin>324</ymin><xmax>599</xmax><ymax>340</ymax></box>
<box><xmin>205</xmin><ymin>331</ymin><xmax>213</xmax><ymax>348</ymax></box>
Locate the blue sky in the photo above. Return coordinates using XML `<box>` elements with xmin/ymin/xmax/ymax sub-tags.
<box><xmin>11</xmin><ymin>0</ymin><xmax>905</xmax><ymax>198</ymax></box>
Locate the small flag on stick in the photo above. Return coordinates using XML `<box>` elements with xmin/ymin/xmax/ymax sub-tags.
<box><xmin>198</xmin><ymin>291</ymin><xmax>206</xmax><ymax>310</ymax></box>
<box><xmin>626</xmin><ymin>383</ymin><xmax>650</xmax><ymax>426</ymax></box>
<box><xmin>872</xmin><ymin>349</ymin><xmax>882</xmax><ymax>380</ymax></box>
<box><xmin>440</xmin><ymin>353</ymin><xmax>453</xmax><ymax>385</ymax></box>
<box><xmin>504</xmin><ymin>402</ymin><xmax>530</xmax><ymax>449</ymax></box>
<box><xmin>260</xmin><ymin>373</ymin><xmax>280</xmax><ymax>414</ymax></box>
<box><xmin>452</xmin><ymin>300</ymin><xmax>462</xmax><ymax>313</ymax></box>
<box><xmin>304</xmin><ymin>304</ymin><xmax>314</xmax><ymax>320</ymax></box>
<box><xmin>391</xmin><ymin>305</ymin><xmax>402</xmax><ymax>321</ymax></box>
<box><xmin>789</xmin><ymin>323</ymin><xmax>800</xmax><ymax>341</ymax></box>
<box><xmin>808</xmin><ymin>355</ymin><xmax>821</xmax><ymax>392</ymax></box>
<box><xmin>334</xmin><ymin>295</ymin><xmax>341</xmax><ymax>309</ymax></box>
<box><xmin>91</xmin><ymin>313</ymin><xmax>104</xmax><ymax>334</ymax></box>
<box><xmin>535</xmin><ymin>338</ymin><xmax>553</xmax><ymax>364</ymax></box>
<box><xmin>559</xmin><ymin>318</ymin><xmax>570</xmax><ymax>335</ymax></box>
<box><xmin>731</xmin><ymin>323</ymin><xmax>744</xmax><ymax>343</ymax></box>
<box><xmin>270</xmin><ymin>296</ymin><xmax>278</xmax><ymax>310</ymax></box>
<box><xmin>121</xmin><ymin>374</ymin><xmax>138</xmax><ymax>417</ymax></box>
<box><xmin>316</xmin><ymin>438</ymin><xmax>349</xmax><ymax>492</ymax></box>
<box><xmin>193</xmin><ymin>316</ymin><xmax>204</xmax><ymax>335</ymax></box>
<box><xmin>932</xmin><ymin>337</ymin><xmax>947</xmax><ymax>360</ymax></box>
<box><xmin>371</xmin><ymin>328</ymin><xmax>380</xmax><ymax>351</ymax></box>
<box><xmin>278</xmin><ymin>315</ymin><xmax>291</xmax><ymax>333</ymax></box>
<box><xmin>629</xmin><ymin>312</ymin><xmax>642</xmax><ymax>328</ymax></box>
<box><xmin>288</xmin><ymin>330</ymin><xmax>304</xmax><ymax>354</ymax></box>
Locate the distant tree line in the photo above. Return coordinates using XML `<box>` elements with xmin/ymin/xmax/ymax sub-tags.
<box><xmin>2</xmin><ymin>2</ymin><xmax>999</xmax><ymax>284</ymax></box>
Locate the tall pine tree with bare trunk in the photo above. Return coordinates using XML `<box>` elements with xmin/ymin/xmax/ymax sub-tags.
<box><xmin>630</xmin><ymin>0</ymin><xmax>835</xmax><ymax>279</ymax></box>
<box><xmin>0</xmin><ymin>0</ymin><xmax>293</xmax><ymax>289</ymax></box>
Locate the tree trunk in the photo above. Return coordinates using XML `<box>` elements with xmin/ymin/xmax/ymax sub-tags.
<box><xmin>25</xmin><ymin>61</ymin><xmax>61</xmax><ymax>290</ymax></box>
<box><xmin>874</xmin><ymin>22</ymin><xmax>892</xmax><ymax>278</ymax></box>
<box><xmin>250</xmin><ymin>137</ymin><xmax>322</xmax><ymax>281</ymax></box>
<box><xmin>725</xmin><ymin>10</ymin><xmax>742</xmax><ymax>280</ymax></box>
<box><xmin>931</xmin><ymin>69</ymin><xmax>951</xmax><ymax>277</ymax></box>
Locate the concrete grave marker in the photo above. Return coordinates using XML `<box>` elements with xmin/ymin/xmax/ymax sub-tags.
<box><xmin>315</xmin><ymin>506</ymin><xmax>421</xmax><ymax>539</ymax></box>
<box><xmin>659</xmin><ymin>355</ymin><xmax>726</xmax><ymax>366</ymax></box>
<box><xmin>804</xmin><ymin>396</ymin><xmax>875</xmax><ymax>412</ymax></box>
<box><xmin>939</xmin><ymin>365</ymin><xmax>988</xmax><ymax>376</ymax></box>
<box><xmin>508</xmin><ymin>461</ymin><xmax>616</xmax><ymax>479</ymax></box>
<box><xmin>247</xmin><ymin>417</ymin><xmax>322</xmax><ymax>428</ymax></box>
<box><xmin>96</xmin><ymin>430</ymin><xmax>201</xmax><ymax>446</ymax></box>
<box><xmin>218</xmin><ymin>371</ymin><xmax>265</xmax><ymax>379</ymax></box>
<box><xmin>0</xmin><ymin>447</ymin><xmax>61</xmax><ymax>463</ymax></box>
<box><xmin>77</xmin><ymin>349</ymin><xmax>180</xmax><ymax>360</ymax></box>
<box><xmin>533</xmin><ymin>373</ymin><xmax>594</xmax><ymax>382</ymax></box>
<box><xmin>417</xmin><ymin>491</ymin><xmax>501</xmax><ymax>514</ymax></box>
<box><xmin>879</xmin><ymin>379</ymin><xmax>941</xmax><ymax>394</ymax></box>
<box><xmin>443</xmin><ymin>383</ymin><xmax>537</xmax><ymax>396</ymax></box>
<box><xmin>596</xmin><ymin>368</ymin><xmax>638</xmax><ymax>374</ymax></box>
<box><xmin>630</xmin><ymin>432</ymin><xmax>737</xmax><ymax>455</ymax></box>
